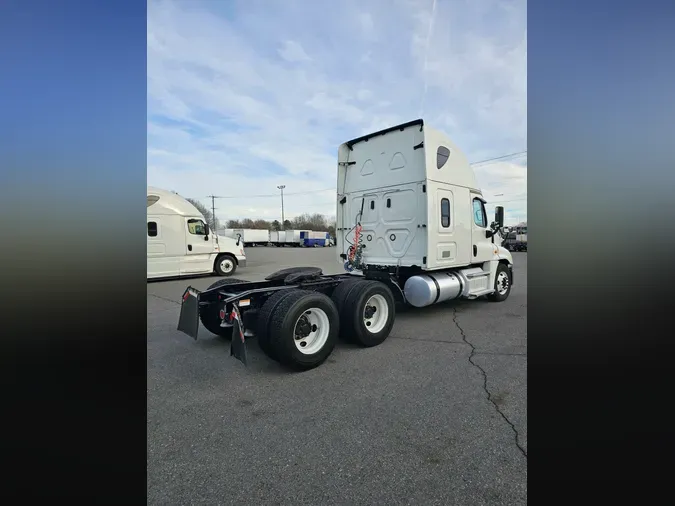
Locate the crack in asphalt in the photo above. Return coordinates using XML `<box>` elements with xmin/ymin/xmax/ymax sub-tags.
<box><xmin>452</xmin><ymin>307</ymin><xmax>528</xmax><ymax>459</ymax></box>
<box><xmin>391</xmin><ymin>336</ymin><xmax>527</xmax><ymax>357</ymax></box>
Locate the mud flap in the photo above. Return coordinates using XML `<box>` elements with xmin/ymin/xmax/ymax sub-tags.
<box><xmin>177</xmin><ymin>287</ymin><xmax>201</xmax><ymax>340</ymax></box>
<box><xmin>229</xmin><ymin>305</ymin><xmax>248</xmax><ymax>366</ymax></box>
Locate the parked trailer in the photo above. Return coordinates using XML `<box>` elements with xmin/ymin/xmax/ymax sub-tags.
<box><xmin>302</xmin><ymin>231</ymin><xmax>330</xmax><ymax>247</ymax></box>
<box><xmin>238</xmin><ymin>229</ymin><xmax>270</xmax><ymax>247</ymax></box>
<box><xmin>218</xmin><ymin>228</ymin><xmax>240</xmax><ymax>240</ymax></box>
<box><xmin>178</xmin><ymin>119</ymin><xmax>514</xmax><ymax>371</ymax></box>
<box><xmin>284</xmin><ymin>230</ymin><xmax>309</xmax><ymax>247</ymax></box>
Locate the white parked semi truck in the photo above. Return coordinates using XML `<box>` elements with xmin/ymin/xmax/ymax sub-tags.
<box><xmin>147</xmin><ymin>187</ymin><xmax>246</xmax><ymax>279</ymax></box>
<box><xmin>177</xmin><ymin>119</ymin><xmax>514</xmax><ymax>370</ymax></box>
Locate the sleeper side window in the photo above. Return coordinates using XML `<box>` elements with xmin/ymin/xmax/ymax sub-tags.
<box><xmin>187</xmin><ymin>219</ymin><xmax>207</xmax><ymax>235</ymax></box>
<box><xmin>440</xmin><ymin>198</ymin><xmax>450</xmax><ymax>228</ymax></box>
<box><xmin>148</xmin><ymin>221</ymin><xmax>158</xmax><ymax>237</ymax></box>
<box><xmin>472</xmin><ymin>198</ymin><xmax>487</xmax><ymax>228</ymax></box>
<box><xmin>437</xmin><ymin>146</ymin><xmax>450</xmax><ymax>169</ymax></box>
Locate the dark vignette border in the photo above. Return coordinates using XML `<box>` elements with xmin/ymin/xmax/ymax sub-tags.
<box><xmin>529</xmin><ymin>0</ymin><xmax>674</xmax><ymax>501</ymax></box>
<box><xmin>0</xmin><ymin>0</ymin><xmax>147</xmax><ymax>502</ymax></box>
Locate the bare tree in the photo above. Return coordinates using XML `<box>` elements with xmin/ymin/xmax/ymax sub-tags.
<box><xmin>186</xmin><ymin>198</ymin><xmax>219</xmax><ymax>229</ymax></box>
<box><xmin>220</xmin><ymin>215</ymin><xmax>334</xmax><ymax>233</ymax></box>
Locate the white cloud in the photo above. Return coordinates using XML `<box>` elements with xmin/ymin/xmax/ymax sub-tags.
<box><xmin>278</xmin><ymin>40</ymin><xmax>312</xmax><ymax>62</ymax></box>
<box><xmin>147</xmin><ymin>0</ymin><xmax>527</xmax><ymax>224</ymax></box>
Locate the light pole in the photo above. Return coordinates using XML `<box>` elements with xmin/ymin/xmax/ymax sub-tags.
<box><xmin>277</xmin><ymin>185</ymin><xmax>286</xmax><ymax>229</ymax></box>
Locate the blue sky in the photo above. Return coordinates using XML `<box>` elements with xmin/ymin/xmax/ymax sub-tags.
<box><xmin>147</xmin><ymin>0</ymin><xmax>528</xmax><ymax>224</ymax></box>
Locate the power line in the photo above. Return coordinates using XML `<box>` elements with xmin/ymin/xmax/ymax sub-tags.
<box><xmin>471</xmin><ymin>151</ymin><xmax>527</xmax><ymax>166</ymax></box>
<box><xmin>209</xmin><ymin>188</ymin><xmax>334</xmax><ymax>199</ymax></box>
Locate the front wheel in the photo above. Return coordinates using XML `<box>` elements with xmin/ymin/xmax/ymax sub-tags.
<box><xmin>215</xmin><ymin>254</ymin><xmax>237</xmax><ymax>276</ymax></box>
<box><xmin>487</xmin><ymin>263</ymin><xmax>512</xmax><ymax>302</ymax></box>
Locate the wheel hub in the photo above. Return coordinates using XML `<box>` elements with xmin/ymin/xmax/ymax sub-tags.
<box><xmin>292</xmin><ymin>307</ymin><xmax>330</xmax><ymax>355</ymax></box>
<box><xmin>295</xmin><ymin>313</ymin><xmax>313</xmax><ymax>339</ymax></box>
<box><xmin>497</xmin><ymin>272</ymin><xmax>509</xmax><ymax>293</ymax></box>
<box><xmin>362</xmin><ymin>294</ymin><xmax>389</xmax><ymax>334</ymax></box>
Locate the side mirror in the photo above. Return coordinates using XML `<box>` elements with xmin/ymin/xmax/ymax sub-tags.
<box><xmin>204</xmin><ymin>223</ymin><xmax>210</xmax><ymax>235</ymax></box>
<box><xmin>495</xmin><ymin>206</ymin><xmax>504</xmax><ymax>228</ymax></box>
<box><xmin>236</xmin><ymin>233</ymin><xmax>241</xmax><ymax>246</ymax></box>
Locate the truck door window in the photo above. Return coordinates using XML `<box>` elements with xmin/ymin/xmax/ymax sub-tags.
<box><xmin>437</xmin><ymin>146</ymin><xmax>450</xmax><ymax>169</ymax></box>
<box><xmin>187</xmin><ymin>219</ymin><xmax>207</xmax><ymax>235</ymax></box>
<box><xmin>472</xmin><ymin>198</ymin><xmax>487</xmax><ymax>228</ymax></box>
<box><xmin>147</xmin><ymin>221</ymin><xmax>158</xmax><ymax>237</ymax></box>
<box><xmin>440</xmin><ymin>198</ymin><xmax>450</xmax><ymax>227</ymax></box>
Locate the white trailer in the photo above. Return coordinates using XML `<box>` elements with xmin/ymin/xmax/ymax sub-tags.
<box><xmin>218</xmin><ymin>228</ymin><xmax>239</xmax><ymax>239</ymax></box>
<box><xmin>147</xmin><ymin>187</ymin><xmax>246</xmax><ymax>279</ymax></box>
<box><xmin>270</xmin><ymin>230</ymin><xmax>287</xmax><ymax>246</ymax></box>
<box><xmin>240</xmin><ymin>229</ymin><xmax>270</xmax><ymax>246</ymax></box>
<box><xmin>178</xmin><ymin>119</ymin><xmax>513</xmax><ymax>371</ymax></box>
<box><xmin>284</xmin><ymin>230</ymin><xmax>308</xmax><ymax>247</ymax></box>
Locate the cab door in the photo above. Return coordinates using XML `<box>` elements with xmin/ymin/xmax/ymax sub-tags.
<box><xmin>470</xmin><ymin>196</ymin><xmax>494</xmax><ymax>263</ymax></box>
<box><xmin>181</xmin><ymin>217</ymin><xmax>214</xmax><ymax>274</ymax></box>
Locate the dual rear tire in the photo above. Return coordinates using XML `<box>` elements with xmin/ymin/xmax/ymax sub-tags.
<box><xmin>331</xmin><ymin>279</ymin><xmax>396</xmax><ymax>347</ymax></box>
<box><xmin>257</xmin><ymin>290</ymin><xmax>340</xmax><ymax>370</ymax></box>
<box><xmin>256</xmin><ymin>279</ymin><xmax>396</xmax><ymax>370</ymax></box>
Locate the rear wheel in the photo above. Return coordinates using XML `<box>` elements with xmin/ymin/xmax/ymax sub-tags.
<box><xmin>336</xmin><ymin>280</ymin><xmax>396</xmax><ymax>347</ymax></box>
<box><xmin>265</xmin><ymin>290</ymin><xmax>339</xmax><ymax>370</ymax></box>
<box><xmin>257</xmin><ymin>290</ymin><xmax>295</xmax><ymax>360</ymax></box>
<box><xmin>199</xmin><ymin>278</ymin><xmax>248</xmax><ymax>338</ymax></box>
<box><xmin>215</xmin><ymin>254</ymin><xmax>237</xmax><ymax>276</ymax></box>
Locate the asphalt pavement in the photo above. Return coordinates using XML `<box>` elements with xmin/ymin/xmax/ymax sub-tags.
<box><xmin>147</xmin><ymin>247</ymin><xmax>527</xmax><ymax>505</ymax></box>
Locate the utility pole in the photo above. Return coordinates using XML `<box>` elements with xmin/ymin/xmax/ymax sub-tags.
<box><xmin>277</xmin><ymin>185</ymin><xmax>286</xmax><ymax>229</ymax></box>
<box><xmin>206</xmin><ymin>195</ymin><xmax>222</xmax><ymax>230</ymax></box>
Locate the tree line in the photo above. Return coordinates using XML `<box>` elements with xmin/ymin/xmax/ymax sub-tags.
<box><xmin>226</xmin><ymin>213</ymin><xmax>336</xmax><ymax>236</ymax></box>
<box><xmin>186</xmin><ymin>199</ymin><xmax>336</xmax><ymax>236</ymax></box>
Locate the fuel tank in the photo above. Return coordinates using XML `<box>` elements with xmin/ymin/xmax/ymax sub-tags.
<box><xmin>403</xmin><ymin>272</ymin><xmax>462</xmax><ymax>308</ymax></box>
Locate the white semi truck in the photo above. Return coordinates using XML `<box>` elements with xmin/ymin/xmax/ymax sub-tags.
<box><xmin>178</xmin><ymin>119</ymin><xmax>514</xmax><ymax>370</ymax></box>
<box><xmin>147</xmin><ymin>187</ymin><xmax>246</xmax><ymax>279</ymax></box>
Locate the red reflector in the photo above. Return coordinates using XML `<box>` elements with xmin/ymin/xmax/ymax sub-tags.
<box><xmin>219</xmin><ymin>309</ymin><xmax>225</xmax><ymax>319</ymax></box>
<box><xmin>183</xmin><ymin>292</ymin><xmax>189</xmax><ymax>301</ymax></box>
